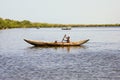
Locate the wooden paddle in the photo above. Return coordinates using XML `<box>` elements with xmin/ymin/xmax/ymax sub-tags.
<box><xmin>61</xmin><ymin>34</ymin><xmax>66</xmax><ymax>42</ymax></box>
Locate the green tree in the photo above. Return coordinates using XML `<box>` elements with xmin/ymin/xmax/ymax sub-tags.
<box><xmin>21</xmin><ymin>20</ymin><xmax>32</xmax><ymax>27</ymax></box>
<box><xmin>0</xmin><ymin>18</ymin><xmax>4</xmax><ymax>29</ymax></box>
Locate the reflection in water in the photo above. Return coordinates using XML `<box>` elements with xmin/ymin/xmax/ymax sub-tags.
<box><xmin>28</xmin><ymin>45</ymin><xmax>87</xmax><ymax>53</ymax></box>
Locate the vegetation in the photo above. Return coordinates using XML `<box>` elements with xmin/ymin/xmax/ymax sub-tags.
<box><xmin>0</xmin><ymin>17</ymin><xmax>120</xmax><ymax>29</ymax></box>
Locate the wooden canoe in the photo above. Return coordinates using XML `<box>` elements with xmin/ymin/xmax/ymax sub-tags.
<box><xmin>24</xmin><ymin>39</ymin><xmax>89</xmax><ymax>46</ymax></box>
<box><xmin>61</xmin><ymin>27</ymin><xmax>71</xmax><ymax>30</ymax></box>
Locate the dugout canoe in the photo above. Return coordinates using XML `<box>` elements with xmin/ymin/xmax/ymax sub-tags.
<box><xmin>24</xmin><ymin>39</ymin><xmax>89</xmax><ymax>46</ymax></box>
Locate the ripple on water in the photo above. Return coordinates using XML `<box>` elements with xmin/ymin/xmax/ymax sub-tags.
<box><xmin>0</xmin><ymin>28</ymin><xmax>120</xmax><ymax>80</ymax></box>
<box><xmin>0</xmin><ymin>49</ymin><xmax>120</xmax><ymax>80</ymax></box>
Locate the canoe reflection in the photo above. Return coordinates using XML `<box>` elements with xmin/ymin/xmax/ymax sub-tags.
<box><xmin>28</xmin><ymin>45</ymin><xmax>87</xmax><ymax>53</ymax></box>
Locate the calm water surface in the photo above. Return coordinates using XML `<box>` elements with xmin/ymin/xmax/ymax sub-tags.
<box><xmin>0</xmin><ymin>27</ymin><xmax>120</xmax><ymax>80</ymax></box>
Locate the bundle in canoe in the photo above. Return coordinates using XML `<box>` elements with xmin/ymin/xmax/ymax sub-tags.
<box><xmin>24</xmin><ymin>39</ymin><xmax>89</xmax><ymax>46</ymax></box>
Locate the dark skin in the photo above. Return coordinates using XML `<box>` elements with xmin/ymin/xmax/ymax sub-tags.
<box><xmin>66</xmin><ymin>36</ymin><xmax>70</xmax><ymax>43</ymax></box>
<box><xmin>63</xmin><ymin>36</ymin><xmax>70</xmax><ymax>43</ymax></box>
<box><xmin>62</xmin><ymin>34</ymin><xmax>70</xmax><ymax>43</ymax></box>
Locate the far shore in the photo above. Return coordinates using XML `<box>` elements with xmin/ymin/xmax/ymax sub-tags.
<box><xmin>1</xmin><ymin>25</ymin><xmax>120</xmax><ymax>30</ymax></box>
<box><xmin>0</xmin><ymin>17</ymin><xmax>120</xmax><ymax>30</ymax></box>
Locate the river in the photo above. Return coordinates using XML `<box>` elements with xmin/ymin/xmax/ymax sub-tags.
<box><xmin>0</xmin><ymin>27</ymin><xmax>120</xmax><ymax>80</ymax></box>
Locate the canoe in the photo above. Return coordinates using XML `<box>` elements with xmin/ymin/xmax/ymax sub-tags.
<box><xmin>61</xmin><ymin>27</ymin><xmax>71</xmax><ymax>30</ymax></box>
<box><xmin>24</xmin><ymin>39</ymin><xmax>89</xmax><ymax>46</ymax></box>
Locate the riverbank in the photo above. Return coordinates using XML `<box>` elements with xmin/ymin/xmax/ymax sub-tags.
<box><xmin>1</xmin><ymin>17</ymin><xmax>120</xmax><ymax>30</ymax></box>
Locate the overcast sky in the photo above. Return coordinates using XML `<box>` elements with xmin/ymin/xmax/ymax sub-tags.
<box><xmin>0</xmin><ymin>0</ymin><xmax>120</xmax><ymax>24</ymax></box>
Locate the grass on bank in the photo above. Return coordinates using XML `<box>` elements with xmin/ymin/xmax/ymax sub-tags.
<box><xmin>0</xmin><ymin>17</ymin><xmax>120</xmax><ymax>30</ymax></box>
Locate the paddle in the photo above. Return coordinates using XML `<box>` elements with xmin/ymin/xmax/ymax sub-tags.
<box><xmin>61</xmin><ymin>34</ymin><xmax>66</xmax><ymax>42</ymax></box>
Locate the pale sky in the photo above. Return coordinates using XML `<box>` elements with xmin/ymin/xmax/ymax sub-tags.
<box><xmin>0</xmin><ymin>0</ymin><xmax>120</xmax><ymax>24</ymax></box>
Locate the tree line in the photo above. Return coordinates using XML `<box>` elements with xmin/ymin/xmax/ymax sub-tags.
<box><xmin>0</xmin><ymin>17</ymin><xmax>120</xmax><ymax>29</ymax></box>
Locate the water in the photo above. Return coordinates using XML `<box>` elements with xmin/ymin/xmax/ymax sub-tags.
<box><xmin>0</xmin><ymin>27</ymin><xmax>120</xmax><ymax>80</ymax></box>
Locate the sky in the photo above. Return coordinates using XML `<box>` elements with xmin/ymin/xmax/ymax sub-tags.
<box><xmin>0</xmin><ymin>0</ymin><xmax>120</xmax><ymax>24</ymax></box>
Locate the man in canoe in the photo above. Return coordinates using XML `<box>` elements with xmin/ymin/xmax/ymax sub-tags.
<box><xmin>62</xmin><ymin>34</ymin><xmax>70</xmax><ymax>43</ymax></box>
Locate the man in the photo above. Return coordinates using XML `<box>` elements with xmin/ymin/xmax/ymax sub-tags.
<box><xmin>66</xmin><ymin>36</ymin><xmax>70</xmax><ymax>43</ymax></box>
<box><xmin>62</xmin><ymin>34</ymin><xmax>70</xmax><ymax>43</ymax></box>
